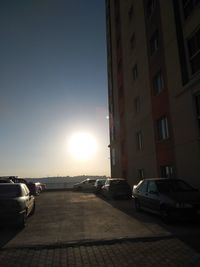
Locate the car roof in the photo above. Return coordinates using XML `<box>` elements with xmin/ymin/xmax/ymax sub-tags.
<box><xmin>0</xmin><ymin>183</ymin><xmax>21</xmax><ymax>187</ymax></box>
<box><xmin>107</xmin><ymin>178</ymin><xmax>125</xmax><ymax>181</ymax></box>
<box><xmin>141</xmin><ymin>178</ymin><xmax>183</xmax><ymax>182</ymax></box>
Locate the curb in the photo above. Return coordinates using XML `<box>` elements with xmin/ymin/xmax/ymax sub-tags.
<box><xmin>1</xmin><ymin>234</ymin><xmax>175</xmax><ymax>251</ymax></box>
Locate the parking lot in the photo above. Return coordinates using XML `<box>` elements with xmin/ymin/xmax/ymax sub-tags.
<box><xmin>0</xmin><ymin>191</ymin><xmax>200</xmax><ymax>266</ymax></box>
<box><xmin>0</xmin><ymin>191</ymin><xmax>199</xmax><ymax>250</ymax></box>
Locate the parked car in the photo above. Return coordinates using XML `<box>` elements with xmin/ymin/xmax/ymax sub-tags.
<box><xmin>9</xmin><ymin>177</ymin><xmax>41</xmax><ymax>196</ymax></box>
<box><xmin>35</xmin><ymin>182</ymin><xmax>43</xmax><ymax>194</ymax></box>
<box><xmin>132</xmin><ymin>178</ymin><xmax>200</xmax><ymax>222</ymax></box>
<box><xmin>40</xmin><ymin>183</ymin><xmax>46</xmax><ymax>191</ymax></box>
<box><xmin>0</xmin><ymin>183</ymin><xmax>35</xmax><ymax>228</ymax></box>
<box><xmin>102</xmin><ymin>178</ymin><xmax>132</xmax><ymax>199</ymax></box>
<box><xmin>73</xmin><ymin>178</ymin><xmax>96</xmax><ymax>192</ymax></box>
<box><xmin>94</xmin><ymin>179</ymin><xmax>107</xmax><ymax>194</ymax></box>
<box><xmin>0</xmin><ymin>177</ymin><xmax>14</xmax><ymax>183</ymax></box>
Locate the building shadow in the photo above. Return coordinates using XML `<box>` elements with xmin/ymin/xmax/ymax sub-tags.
<box><xmin>97</xmin><ymin>193</ymin><xmax>200</xmax><ymax>253</ymax></box>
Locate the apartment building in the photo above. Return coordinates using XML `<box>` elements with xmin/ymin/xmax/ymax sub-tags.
<box><xmin>106</xmin><ymin>0</ymin><xmax>200</xmax><ymax>187</ymax></box>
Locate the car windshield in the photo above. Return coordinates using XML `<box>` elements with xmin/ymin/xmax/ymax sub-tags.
<box><xmin>0</xmin><ymin>185</ymin><xmax>21</xmax><ymax>198</ymax></box>
<box><xmin>156</xmin><ymin>180</ymin><xmax>196</xmax><ymax>193</ymax></box>
<box><xmin>97</xmin><ymin>180</ymin><xmax>106</xmax><ymax>185</ymax></box>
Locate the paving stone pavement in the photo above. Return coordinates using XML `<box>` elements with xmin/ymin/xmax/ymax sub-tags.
<box><xmin>0</xmin><ymin>237</ymin><xmax>200</xmax><ymax>267</ymax></box>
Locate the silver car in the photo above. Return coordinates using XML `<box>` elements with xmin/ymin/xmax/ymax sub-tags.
<box><xmin>73</xmin><ymin>178</ymin><xmax>96</xmax><ymax>192</ymax></box>
<box><xmin>94</xmin><ymin>179</ymin><xmax>106</xmax><ymax>194</ymax></box>
<box><xmin>0</xmin><ymin>183</ymin><xmax>35</xmax><ymax>228</ymax></box>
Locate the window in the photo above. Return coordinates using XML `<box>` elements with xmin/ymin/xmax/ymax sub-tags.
<box><xmin>130</xmin><ymin>34</ymin><xmax>135</xmax><ymax>50</ymax></box>
<box><xmin>195</xmin><ymin>93</ymin><xmax>200</xmax><ymax>134</ymax></box>
<box><xmin>138</xmin><ymin>169</ymin><xmax>145</xmax><ymax>179</ymax></box>
<box><xmin>132</xmin><ymin>64</ymin><xmax>138</xmax><ymax>80</ymax></box>
<box><xmin>147</xmin><ymin>181</ymin><xmax>158</xmax><ymax>193</ymax></box>
<box><xmin>187</xmin><ymin>27</ymin><xmax>200</xmax><ymax>74</ymax></box>
<box><xmin>160</xmin><ymin>165</ymin><xmax>174</xmax><ymax>178</ymax></box>
<box><xmin>156</xmin><ymin>116</ymin><xmax>169</xmax><ymax>140</ymax></box>
<box><xmin>182</xmin><ymin>0</ymin><xmax>200</xmax><ymax>19</ymax></box>
<box><xmin>23</xmin><ymin>184</ymin><xmax>30</xmax><ymax>195</ymax></box>
<box><xmin>150</xmin><ymin>31</ymin><xmax>159</xmax><ymax>55</ymax></box>
<box><xmin>138</xmin><ymin>180</ymin><xmax>148</xmax><ymax>193</ymax></box>
<box><xmin>136</xmin><ymin>131</ymin><xmax>143</xmax><ymax>150</ymax></box>
<box><xmin>147</xmin><ymin>0</ymin><xmax>155</xmax><ymax>18</ymax></box>
<box><xmin>134</xmin><ymin>96</ymin><xmax>140</xmax><ymax>114</ymax></box>
<box><xmin>153</xmin><ymin>71</ymin><xmax>164</xmax><ymax>95</ymax></box>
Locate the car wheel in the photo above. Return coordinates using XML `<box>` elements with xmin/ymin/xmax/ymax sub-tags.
<box><xmin>135</xmin><ymin>198</ymin><xmax>141</xmax><ymax>211</ymax></box>
<box><xmin>160</xmin><ymin>206</ymin><xmax>171</xmax><ymax>224</ymax></box>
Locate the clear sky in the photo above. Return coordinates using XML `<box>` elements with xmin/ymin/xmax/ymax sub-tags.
<box><xmin>0</xmin><ymin>0</ymin><xmax>110</xmax><ymax>178</ymax></box>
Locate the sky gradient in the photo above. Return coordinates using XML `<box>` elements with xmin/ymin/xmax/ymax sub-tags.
<box><xmin>0</xmin><ymin>0</ymin><xmax>110</xmax><ymax>178</ymax></box>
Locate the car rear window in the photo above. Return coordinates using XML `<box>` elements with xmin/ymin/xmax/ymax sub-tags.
<box><xmin>0</xmin><ymin>185</ymin><xmax>21</xmax><ymax>197</ymax></box>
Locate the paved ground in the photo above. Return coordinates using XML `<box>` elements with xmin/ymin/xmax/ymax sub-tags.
<box><xmin>0</xmin><ymin>191</ymin><xmax>171</xmax><ymax>248</ymax></box>
<box><xmin>1</xmin><ymin>238</ymin><xmax>200</xmax><ymax>267</ymax></box>
<box><xmin>0</xmin><ymin>191</ymin><xmax>200</xmax><ymax>266</ymax></box>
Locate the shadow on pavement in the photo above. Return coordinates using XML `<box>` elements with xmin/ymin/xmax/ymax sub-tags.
<box><xmin>0</xmin><ymin>225</ymin><xmax>20</xmax><ymax>248</ymax></box>
<box><xmin>97</xmin><ymin>193</ymin><xmax>200</xmax><ymax>253</ymax></box>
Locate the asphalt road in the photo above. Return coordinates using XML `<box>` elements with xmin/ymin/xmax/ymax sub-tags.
<box><xmin>0</xmin><ymin>191</ymin><xmax>200</xmax><ymax>253</ymax></box>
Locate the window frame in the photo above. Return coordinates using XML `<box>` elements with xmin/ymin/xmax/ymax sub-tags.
<box><xmin>187</xmin><ymin>27</ymin><xmax>200</xmax><ymax>75</ymax></box>
<box><xmin>132</xmin><ymin>64</ymin><xmax>138</xmax><ymax>80</ymax></box>
<box><xmin>138</xmin><ymin>169</ymin><xmax>145</xmax><ymax>179</ymax></box>
<box><xmin>156</xmin><ymin>116</ymin><xmax>170</xmax><ymax>141</ymax></box>
<box><xmin>136</xmin><ymin>131</ymin><xmax>143</xmax><ymax>150</ymax></box>
<box><xmin>150</xmin><ymin>30</ymin><xmax>159</xmax><ymax>55</ymax></box>
<box><xmin>147</xmin><ymin>0</ymin><xmax>156</xmax><ymax>18</ymax></box>
<box><xmin>160</xmin><ymin>165</ymin><xmax>174</xmax><ymax>178</ymax></box>
<box><xmin>153</xmin><ymin>70</ymin><xmax>164</xmax><ymax>95</ymax></box>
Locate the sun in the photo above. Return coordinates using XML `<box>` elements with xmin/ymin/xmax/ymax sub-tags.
<box><xmin>68</xmin><ymin>132</ymin><xmax>97</xmax><ymax>161</ymax></box>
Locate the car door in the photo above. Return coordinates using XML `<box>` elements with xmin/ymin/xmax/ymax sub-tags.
<box><xmin>136</xmin><ymin>180</ymin><xmax>148</xmax><ymax>208</ymax></box>
<box><xmin>22</xmin><ymin>184</ymin><xmax>34</xmax><ymax>213</ymax></box>
<box><xmin>87</xmin><ymin>180</ymin><xmax>95</xmax><ymax>191</ymax></box>
<box><xmin>145</xmin><ymin>181</ymin><xmax>160</xmax><ymax>212</ymax></box>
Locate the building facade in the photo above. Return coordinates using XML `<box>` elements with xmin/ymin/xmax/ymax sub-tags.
<box><xmin>106</xmin><ymin>0</ymin><xmax>200</xmax><ymax>188</ymax></box>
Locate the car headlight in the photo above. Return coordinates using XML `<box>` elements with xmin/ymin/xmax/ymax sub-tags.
<box><xmin>175</xmin><ymin>203</ymin><xmax>193</xmax><ymax>208</ymax></box>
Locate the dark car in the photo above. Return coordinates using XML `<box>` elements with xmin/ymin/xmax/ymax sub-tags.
<box><xmin>0</xmin><ymin>178</ymin><xmax>14</xmax><ymax>183</ymax></box>
<box><xmin>94</xmin><ymin>179</ymin><xmax>106</xmax><ymax>194</ymax></box>
<box><xmin>0</xmin><ymin>183</ymin><xmax>35</xmax><ymax>228</ymax></box>
<box><xmin>132</xmin><ymin>178</ymin><xmax>200</xmax><ymax>222</ymax></box>
<box><xmin>102</xmin><ymin>178</ymin><xmax>132</xmax><ymax>199</ymax></box>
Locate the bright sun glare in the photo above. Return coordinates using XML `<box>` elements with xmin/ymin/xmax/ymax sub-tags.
<box><xmin>68</xmin><ymin>132</ymin><xmax>97</xmax><ymax>161</ymax></box>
